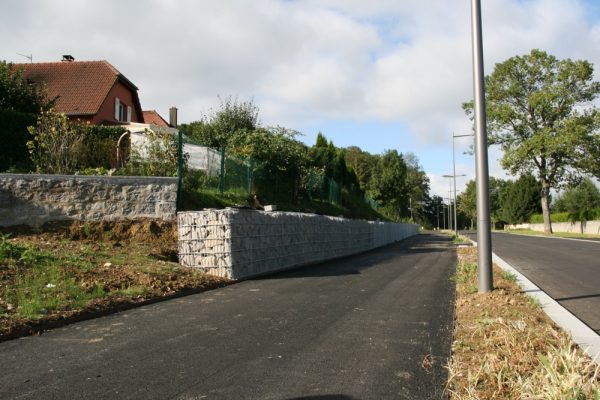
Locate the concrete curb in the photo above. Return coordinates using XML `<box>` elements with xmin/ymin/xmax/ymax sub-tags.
<box><xmin>472</xmin><ymin>240</ymin><xmax>600</xmax><ymax>364</ymax></box>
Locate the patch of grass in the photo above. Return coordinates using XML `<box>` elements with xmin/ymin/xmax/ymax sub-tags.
<box><xmin>5</xmin><ymin>264</ymin><xmax>106</xmax><ymax>319</ymax></box>
<box><xmin>0</xmin><ymin>221</ymin><xmax>230</xmax><ymax>339</ymax></box>
<box><xmin>0</xmin><ymin>233</ymin><xmax>22</xmax><ymax>259</ymax></box>
<box><xmin>447</xmin><ymin>246</ymin><xmax>600</xmax><ymax>398</ymax></box>
<box><xmin>112</xmin><ymin>285</ymin><xmax>148</xmax><ymax>297</ymax></box>
<box><xmin>452</xmin><ymin>262</ymin><xmax>477</xmax><ymax>285</ymax></box>
<box><xmin>451</xmin><ymin>234</ymin><xmax>471</xmax><ymax>245</ymax></box>
<box><xmin>527</xmin><ymin>296</ymin><xmax>542</xmax><ymax>309</ymax></box>
<box><xmin>501</xmin><ymin>270</ymin><xmax>518</xmax><ymax>283</ymax></box>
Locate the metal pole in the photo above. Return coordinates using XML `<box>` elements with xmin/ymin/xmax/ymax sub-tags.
<box><xmin>453</xmin><ymin>134</ymin><xmax>473</xmax><ymax>234</ymax></box>
<box><xmin>452</xmin><ymin>136</ymin><xmax>458</xmax><ymax>235</ymax></box>
<box><xmin>471</xmin><ymin>0</ymin><xmax>493</xmax><ymax>292</ymax></box>
<box><xmin>437</xmin><ymin>204</ymin><xmax>440</xmax><ymax>230</ymax></box>
<box><xmin>442</xmin><ymin>205</ymin><xmax>446</xmax><ymax>230</ymax></box>
<box><xmin>177</xmin><ymin>130</ymin><xmax>183</xmax><ymax>211</ymax></box>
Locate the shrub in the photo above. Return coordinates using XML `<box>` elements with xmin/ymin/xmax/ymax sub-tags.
<box><xmin>27</xmin><ymin>110</ymin><xmax>87</xmax><ymax>174</ymax></box>
<box><xmin>0</xmin><ymin>110</ymin><xmax>37</xmax><ymax>171</ymax></box>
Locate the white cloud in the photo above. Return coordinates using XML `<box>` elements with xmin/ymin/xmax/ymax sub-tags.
<box><xmin>2</xmin><ymin>0</ymin><xmax>600</xmax><ymax>185</ymax></box>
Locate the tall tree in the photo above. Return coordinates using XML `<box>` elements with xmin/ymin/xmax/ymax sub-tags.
<box><xmin>464</xmin><ymin>49</ymin><xmax>600</xmax><ymax>233</ymax></box>
<box><xmin>369</xmin><ymin>150</ymin><xmax>407</xmax><ymax>221</ymax></box>
<box><xmin>404</xmin><ymin>152</ymin><xmax>430</xmax><ymax>223</ymax></box>
<box><xmin>499</xmin><ymin>174</ymin><xmax>542</xmax><ymax>224</ymax></box>
<box><xmin>457</xmin><ymin>180</ymin><xmax>477</xmax><ymax>230</ymax></box>
<box><xmin>458</xmin><ymin>178</ymin><xmax>506</xmax><ymax>228</ymax></box>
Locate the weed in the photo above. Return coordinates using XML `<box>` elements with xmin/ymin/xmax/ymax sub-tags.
<box><xmin>447</xmin><ymin>246</ymin><xmax>600</xmax><ymax>399</ymax></box>
<box><xmin>112</xmin><ymin>285</ymin><xmax>148</xmax><ymax>297</ymax></box>
<box><xmin>528</xmin><ymin>296</ymin><xmax>542</xmax><ymax>309</ymax></box>
<box><xmin>82</xmin><ymin>222</ymin><xmax>93</xmax><ymax>239</ymax></box>
<box><xmin>0</xmin><ymin>234</ymin><xmax>22</xmax><ymax>260</ymax></box>
<box><xmin>501</xmin><ymin>270</ymin><xmax>518</xmax><ymax>283</ymax></box>
<box><xmin>454</xmin><ymin>262</ymin><xmax>477</xmax><ymax>284</ymax></box>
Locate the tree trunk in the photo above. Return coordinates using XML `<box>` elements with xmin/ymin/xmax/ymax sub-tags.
<box><xmin>541</xmin><ymin>180</ymin><xmax>553</xmax><ymax>234</ymax></box>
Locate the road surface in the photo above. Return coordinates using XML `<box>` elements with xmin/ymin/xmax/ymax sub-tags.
<box><xmin>469</xmin><ymin>231</ymin><xmax>600</xmax><ymax>334</ymax></box>
<box><xmin>0</xmin><ymin>233</ymin><xmax>455</xmax><ymax>400</ymax></box>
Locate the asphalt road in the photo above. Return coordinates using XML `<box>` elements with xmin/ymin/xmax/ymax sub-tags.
<box><xmin>468</xmin><ymin>231</ymin><xmax>600</xmax><ymax>334</ymax></box>
<box><xmin>0</xmin><ymin>233</ymin><xmax>455</xmax><ymax>400</ymax></box>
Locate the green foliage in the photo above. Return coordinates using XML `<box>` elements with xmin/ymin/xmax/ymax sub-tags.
<box><xmin>6</xmin><ymin>264</ymin><xmax>105</xmax><ymax>318</ymax></box>
<box><xmin>0</xmin><ymin>61</ymin><xmax>50</xmax><ymax>171</ymax></box>
<box><xmin>0</xmin><ymin>110</ymin><xmax>36</xmax><ymax>171</ymax></box>
<box><xmin>499</xmin><ymin>175</ymin><xmax>542</xmax><ymax>224</ymax></box>
<box><xmin>0</xmin><ymin>234</ymin><xmax>22</xmax><ymax>260</ymax></box>
<box><xmin>464</xmin><ymin>49</ymin><xmax>600</xmax><ymax>232</ymax></box>
<box><xmin>180</xmin><ymin>97</ymin><xmax>430</xmax><ymax>221</ymax></box>
<box><xmin>458</xmin><ymin>177</ymin><xmax>507</xmax><ymax>228</ymax></box>
<box><xmin>27</xmin><ymin>110</ymin><xmax>87</xmax><ymax>174</ymax></box>
<box><xmin>27</xmin><ymin>110</ymin><xmax>128</xmax><ymax>174</ymax></box>
<box><xmin>0</xmin><ymin>61</ymin><xmax>48</xmax><ymax>114</ymax></box>
<box><xmin>121</xmin><ymin>129</ymin><xmax>183</xmax><ymax>177</ymax></box>
<box><xmin>530</xmin><ymin>209</ymin><xmax>600</xmax><ymax>223</ymax></box>
<box><xmin>553</xmin><ymin>177</ymin><xmax>600</xmax><ymax>221</ymax></box>
<box><xmin>344</xmin><ymin>146</ymin><xmax>379</xmax><ymax>192</ymax></box>
<box><xmin>369</xmin><ymin>150</ymin><xmax>407</xmax><ymax>221</ymax></box>
<box><xmin>180</xmin><ymin>96</ymin><xmax>259</xmax><ymax>150</ymax></box>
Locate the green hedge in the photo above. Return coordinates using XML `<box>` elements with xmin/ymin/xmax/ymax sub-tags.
<box><xmin>0</xmin><ymin>109</ymin><xmax>36</xmax><ymax>171</ymax></box>
<box><xmin>530</xmin><ymin>208</ymin><xmax>600</xmax><ymax>223</ymax></box>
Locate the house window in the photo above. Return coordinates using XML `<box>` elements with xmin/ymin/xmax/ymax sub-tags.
<box><xmin>114</xmin><ymin>98</ymin><xmax>128</xmax><ymax>122</ymax></box>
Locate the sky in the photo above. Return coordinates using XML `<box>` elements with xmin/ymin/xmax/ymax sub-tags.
<box><xmin>2</xmin><ymin>0</ymin><xmax>600</xmax><ymax>199</ymax></box>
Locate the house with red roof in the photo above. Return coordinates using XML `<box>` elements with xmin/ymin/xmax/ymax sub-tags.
<box><xmin>142</xmin><ymin>110</ymin><xmax>170</xmax><ymax>127</ymax></box>
<box><xmin>19</xmin><ymin>56</ymin><xmax>144</xmax><ymax>125</ymax></box>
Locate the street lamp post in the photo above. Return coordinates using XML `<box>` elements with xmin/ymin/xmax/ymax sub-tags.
<box><xmin>453</xmin><ymin>133</ymin><xmax>473</xmax><ymax>234</ymax></box>
<box><xmin>471</xmin><ymin>0</ymin><xmax>493</xmax><ymax>292</ymax></box>
<box><xmin>443</xmin><ymin>173</ymin><xmax>466</xmax><ymax>234</ymax></box>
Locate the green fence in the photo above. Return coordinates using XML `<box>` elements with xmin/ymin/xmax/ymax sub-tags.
<box><xmin>181</xmin><ymin>143</ymin><xmax>343</xmax><ymax>206</ymax></box>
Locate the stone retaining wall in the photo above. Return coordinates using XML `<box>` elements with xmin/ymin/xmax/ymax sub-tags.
<box><xmin>178</xmin><ymin>209</ymin><xmax>419</xmax><ymax>280</ymax></box>
<box><xmin>507</xmin><ymin>221</ymin><xmax>600</xmax><ymax>234</ymax></box>
<box><xmin>0</xmin><ymin>173</ymin><xmax>178</xmax><ymax>227</ymax></box>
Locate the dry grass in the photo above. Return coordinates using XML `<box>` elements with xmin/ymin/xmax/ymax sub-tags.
<box><xmin>447</xmin><ymin>246</ymin><xmax>600</xmax><ymax>399</ymax></box>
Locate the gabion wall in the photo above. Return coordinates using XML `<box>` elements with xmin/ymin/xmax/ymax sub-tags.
<box><xmin>178</xmin><ymin>209</ymin><xmax>419</xmax><ymax>280</ymax></box>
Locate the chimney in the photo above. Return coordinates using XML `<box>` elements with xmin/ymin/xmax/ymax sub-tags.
<box><xmin>169</xmin><ymin>107</ymin><xmax>178</xmax><ymax>127</ymax></box>
<box><xmin>62</xmin><ymin>55</ymin><xmax>75</xmax><ymax>62</ymax></box>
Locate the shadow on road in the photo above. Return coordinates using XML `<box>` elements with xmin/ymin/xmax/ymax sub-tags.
<box><xmin>253</xmin><ymin>233</ymin><xmax>452</xmax><ymax>280</ymax></box>
<box><xmin>555</xmin><ymin>293</ymin><xmax>600</xmax><ymax>302</ymax></box>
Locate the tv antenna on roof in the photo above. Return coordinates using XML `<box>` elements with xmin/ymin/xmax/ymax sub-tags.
<box><xmin>16</xmin><ymin>53</ymin><xmax>33</xmax><ymax>63</ymax></box>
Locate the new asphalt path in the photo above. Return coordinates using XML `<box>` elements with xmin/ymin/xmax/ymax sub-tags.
<box><xmin>0</xmin><ymin>232</ymin><xmax>455</xmax><ymax>400</ymax></box>
<box><xmin>468</xmin><ymin>231</ymin><xmax>600</xmax><ymax>335</ymax></box>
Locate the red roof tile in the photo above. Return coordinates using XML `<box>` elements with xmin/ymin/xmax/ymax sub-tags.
<box><xmin>18</xmin><ymin>60</ymin><xmax>139</xmax><ymax>117</ymax></box>
<box><xmin>142</xmin><ymin>110</ymin><xmax>170</xmax><ymax>127</ymax></box>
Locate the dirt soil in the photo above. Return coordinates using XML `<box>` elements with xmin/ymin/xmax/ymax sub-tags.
<box><xmin>0</xmin><ymin>219</ymin><xmax>230</xmax><ymax>342</ymax></box>
<box><xmin>448</xmin><ymin>245</ymin><xmax>600</xmax><ymax>398</ymax></box>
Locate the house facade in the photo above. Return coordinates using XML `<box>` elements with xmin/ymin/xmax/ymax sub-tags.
<box><xmin>19</xmin><ymin>57</ymin><xmax>144</xmax><ymax>125</ymax></box>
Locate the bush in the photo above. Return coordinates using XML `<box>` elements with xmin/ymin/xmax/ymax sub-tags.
<box><xmin>27</xmin><ymin>110</ymin><xmax>87</xmax><ymax>174</ymax></box>
<box><xmin>0</xmin><ymin>110</ymin><xmax>36</xmax><ymax>171</ymax></box>
<box><xmin>530</xmin><ymin>208</ymin><xmax>600</xmax><ymax>223</ymax></box>
<box><xmin>119</xmin><ymin>130</ymin><xmax>184</xmax><ymax>177</ymax></box>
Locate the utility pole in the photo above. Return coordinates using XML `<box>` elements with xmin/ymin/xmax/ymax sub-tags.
<box><xmin>470</xmin><ymin>0</ymin><xmax>493</xmax><ymax>292</ymax></box>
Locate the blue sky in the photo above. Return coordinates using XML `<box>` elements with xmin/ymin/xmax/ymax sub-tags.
<box><xmin>2</xmin><ymin>0</ymin><xmax>599</xmax><ymax>197</ymax></box>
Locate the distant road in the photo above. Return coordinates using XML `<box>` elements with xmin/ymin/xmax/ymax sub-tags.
<box><xmin>0</xmin><ymin>233</ymin><xmax>455</xmax><ymax>400</ymax></box>
<box><xmin>467</xmin><ymin>231</ymin><xmax>600</xmax><ymax>334</ymax></box>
